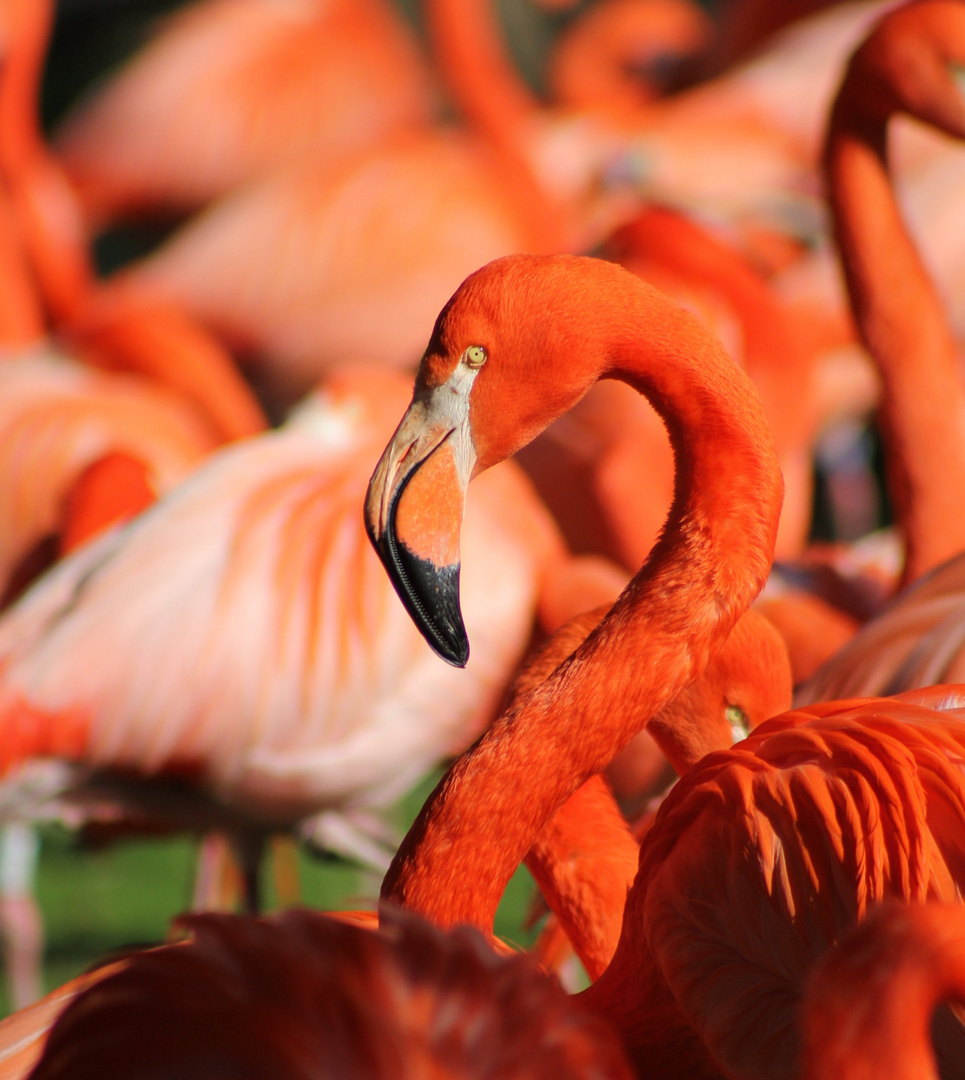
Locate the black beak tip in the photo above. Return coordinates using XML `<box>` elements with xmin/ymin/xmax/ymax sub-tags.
<box><xmin>366</xmin><ymin>506</ymin><xmax>470</xmax><ymax>668</ymax></box>
<box><xmin>438</xmin><ymin>627</ymin><xmax>470</xmax><ymax>669</ymax></box>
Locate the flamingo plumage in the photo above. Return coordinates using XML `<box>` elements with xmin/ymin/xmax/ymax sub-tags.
<box><xmin>3</xmin><ymin>908</ymin><xmax>634</xmax><ymax>1080</ymax></box>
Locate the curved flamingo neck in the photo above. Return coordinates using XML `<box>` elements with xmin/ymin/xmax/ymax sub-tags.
<box><xmin>423</xmin><ymin>0</ymin><xmax>542</xmax><ymax>154</ymax></box>
<box><xmin>0</xmin><ymin>0</ymin><xmax>49</xmax><ymax>174</ymax></box>
<box><xmin>825</xmin><ymin>23</ymin><xmax>965</xmax><ymax>585</ymax></box>
<box><xmin>381</xmin><ymin>260</ymin><xmax>782</xmax><ymax>934</ymax></box>
<box><xmin>0</xmin><ymin>0</ymin><xmax>93</xmax><ymax>324</ymax></box>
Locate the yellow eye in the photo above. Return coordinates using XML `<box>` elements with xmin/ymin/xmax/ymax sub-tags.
<box><xmin>463</xmin><ymin>345</ymin><xmax>487</xmax><ymax>369</ymax></box>
<box><xmin>725</xmin><ymin>705</ymin><xmax>749</xmax><ymax>743</ymax></box>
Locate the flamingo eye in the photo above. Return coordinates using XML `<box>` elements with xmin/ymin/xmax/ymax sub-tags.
<box><xmin>726</xmin><ymin>705</ymin><xmax>749</xmax><ymax>743</ymax></box>
<box><xmin>463</xmin><ymin>345</ymin><xmax>487</xmax><ymax>369</ymax></box>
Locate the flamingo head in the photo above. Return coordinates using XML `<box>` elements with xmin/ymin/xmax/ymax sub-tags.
<box><xmin>836</xmin><ymin>0</ymin><xmax>965</xmax><ymax>137</ymax></box>
<box><xmin>365</xmin><ymin>254</ymin><xmax>619</xmax><ymax>666</ymax></box>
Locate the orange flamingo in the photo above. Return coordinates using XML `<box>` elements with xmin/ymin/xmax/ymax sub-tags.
<box><xmin>823</xmin><ymin>0</ymin><xmax>965</xmax><ymax>589</ymax></box>
<box><xmin>365</xmin><ymin>252</ymin><xmax>965</xmax><ymax>1078</ymax></box>
<box><xmin>52</xmin><ymin>0</ymin><xmax>434</xmax><ymax>228</ymax></box>
<box><xmin>800</xmin><ymin>901</ymin><xmax>965</xmax><ymax>1080</ymax></box>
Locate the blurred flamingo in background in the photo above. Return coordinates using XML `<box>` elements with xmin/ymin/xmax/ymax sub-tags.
<box><xmin>823</xmin><ymin>0</ymin><xmax>965</xmax><ymax>588</ymax></box>
<box><xmin>87</xmin><ymin>0</ymin><xmax>857</xmax><ymax>408</ymax></box>
<box><xmin>53</xmin><ymin>0</ymin><xmax>435</xmax><ymax>229</ymax></box>
<box><xmin>0</xmin><ymin>366</ymin><xmax>563</xmax><ymax>907</ymax></box>
<box><xmin>793</xmin><ymin>0</ymin><xmax>965</xmax><ymax>703</ymax></box>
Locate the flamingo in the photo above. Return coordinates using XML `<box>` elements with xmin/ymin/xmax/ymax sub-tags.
<box><xmin>52</xmin><ymin>0</ymin><xmax>435</xmax><ymax>228</ymax></box>
<box><xmin>363</xmin><ymin>251</ymin><xmax>965</xmax><ymax>1078</ymax></box>
<box><xmin>822</xmin><ymin>0</ymin><xmax>965</xmax><ymax>588</ymax></box>
<box><xmin>800</xmin><ymin>901</ymin><xmax>965</xmax><ymax>1080</ymax></box>
<box><xmin>790</xmin><ymin>0</ymin><xmax>965</xmax><ymax>702</ymax></box>
<box><xmin>0</xmin><ymin>365</ymin><xmax>563</xmax><ymax>897</ymax></box>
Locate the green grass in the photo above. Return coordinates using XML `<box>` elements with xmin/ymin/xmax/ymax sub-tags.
<box><xmin>1</xmin><ymin>771</ymin><xmax>544</xmax><ymax>1018</ymax></box>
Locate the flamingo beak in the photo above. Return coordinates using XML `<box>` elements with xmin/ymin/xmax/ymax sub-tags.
<box><xmin>365</xmin><ymin>392</ymin><xmax>474</xmax><ymax>667</ymax></box>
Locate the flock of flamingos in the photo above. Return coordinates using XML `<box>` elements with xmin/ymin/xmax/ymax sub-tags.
<box><xmin>0</xmin><ymin>0</ymin><xmax>963</xmax><ymax>1074</ymax></box>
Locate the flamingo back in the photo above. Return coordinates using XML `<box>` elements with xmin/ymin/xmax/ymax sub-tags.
<box><xmin>604</xmin><ymin>689</ymin><xmax>965</xmax><ymax>1080</ymax></box>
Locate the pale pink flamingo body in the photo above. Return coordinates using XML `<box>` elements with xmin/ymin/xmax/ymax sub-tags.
<box><xmin>0</xmin><ymin>368</ymin><xmax>562</xmax><ymax>872</ymax></box>
<box><xmin>53</xmin><ymin>0</ymin><xmax>434</xmax><ymax>227</ymax></box>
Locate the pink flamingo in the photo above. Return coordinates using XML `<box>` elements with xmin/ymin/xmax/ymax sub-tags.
<box><xmin>0</xmin><ymin>366</ymin><xmax>562</xmax><ymax>896</ymax></box>
<box><xmin>53</xmin><ymin>0</ymin><xmax>435</xmax><ymax>228</ymax></box>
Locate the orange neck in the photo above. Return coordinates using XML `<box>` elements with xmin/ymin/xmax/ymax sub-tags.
<box><xmin>422</xmin><ymin>0</ymin><xmax>583</xmax><ymax>249</ymax></box>
<box><xmin>423</xmin><ymin>0</ymin><xmax>542</xmax><ymax>154</ymax></box>
<box><xmin>825</xmin><ymin>41</ymin><xmax>965</xmax><ymax>585</ymax></box>
<box><xmin>381</xmin><ymin>263</ymin><xmax>782</xmax><ymax>934</ymax></box>
<box><xmin>0</xmin><ymin>0</ymin><xmax>94</xmax><ymax>325</ymax></box>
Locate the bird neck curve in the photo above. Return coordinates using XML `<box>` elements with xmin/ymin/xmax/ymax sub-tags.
<box><xmin>381</xmin><ymin>257</ymin><xmax>783</xmax><ymax>939</ymax></box>
<box><xmin>824</xmin><ymin>4</ymin><xmax>965</xmax><ymax>584</ymax></box>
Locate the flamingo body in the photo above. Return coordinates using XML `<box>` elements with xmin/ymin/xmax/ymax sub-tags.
<box><xmin>0</xmin><ymin>369</ymin><xmax>560</xmax><ymax>861</ymax></box>
<box><xmin>54</xmin><ymin>0</ymin><xmax>434</xmax><ymax>224</ymax></box>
